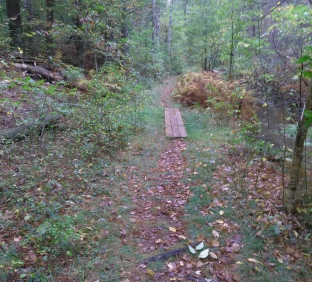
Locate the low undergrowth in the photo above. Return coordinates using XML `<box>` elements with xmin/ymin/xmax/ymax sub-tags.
<box><xmin>181</xmin><ymin>108</ymin><xmax>312</xmax><ymax>281</ymax></box>
<box><xmin>0</xmin><ymin>62</ymin><xmax>148</xmax><ymax>281</ymax></box>
<box><xmin>172</xmin><ymin>71</ymin><xmax>257</xmax><ymax>125</ymax></box>
<box><xmin>1</xmin><ymin>69</ymin><xmax>311</xmax><ymax>281</ymax></box>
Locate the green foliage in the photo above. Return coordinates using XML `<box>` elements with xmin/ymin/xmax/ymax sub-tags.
<box><xmin>28</xmin><ymin>215</ymin><xmax>79</xmax><ymax>256</ymax></box>
<box><xmin>62</xmin><ymin>65</ymin><xmax>84</xmax><ymax>84</ymax></box>
<box><xmin>77</xmin><ymin>64</ymin><xmax>144</xmax><ymax>155</ymax></box>
<box><xmin>130</xmin><ymin>43</ymin><xmax>167</xmax><ymax>82</ymax></box>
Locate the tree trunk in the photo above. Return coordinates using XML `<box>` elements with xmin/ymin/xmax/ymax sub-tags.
<box><xmin>24</xmin><ymin>0</ymin><xmax>35</xmax><ymax>54</ymax></box>
<box><xmin>73</xmin><ymin>0</ymin><xmax>84</xmax><ymax>67</ymax></box>
<box><xmin>203</xmin><ymin>48</ymin><xmax>208</xmax><ymax>71</ymax></box>
<box><xmin>228</xmin><ymin>7</ymin><xmax>235</xmax><ymax>80</ymax></box>
<box><xmin>6</xmin><ymin>0</ymin><xmax>23</xmax><ymax>48</ymax></box>
<box><xmin>46</xmin><ymin>0</ymin><xmax>55</xmax><ymax>56</ymax></box>
<box><xmin>104</xmin><ymin>19</ymin><xmax>115</xmax><ymax>64</ymax></box>
<box><xmin>0</xmin><ymin>113</ymin><xmax>62</xmax><ymax>143</ymax></box>
<box><xmin>15</xmin><ymin>63</ymin><xmax>63</xmax><ymax>81</ymax></box>
<box><xmin>152</xmin><ymin>0</ymin><xmax>160</xmax><ymax>47</ymax></box>
<box><xmin>183</xmin><ymin>0</ymin><xmax>189</xmax><ymax>20</ymax></box>
<box><xmin>168</xmin><ymin>0</ymin><xmax>174</xmax><ymax>56</ymax></box>
<box><xmin>284</xmin><ymin>78</ymin><xmax>312</xmax><ymax>213</ymax></box>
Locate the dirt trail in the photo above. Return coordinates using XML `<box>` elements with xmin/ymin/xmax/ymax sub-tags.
<box><xmin>125</xmin><ymin>79</ymin><xmax>240</xmax><ymax>282</ymax></box>
<box><xmin>125</xmin><ymin>81</ymin><xmax>196</xmax><ymax>281</ymax></box>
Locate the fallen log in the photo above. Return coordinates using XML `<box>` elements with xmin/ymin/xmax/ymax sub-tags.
<box><xmin>15</xmin><ymin>63</ymin><xmax>63</xmax><ymax>82</ymax></box>
<box><xmin>0</xmin><ymin>113</ymin><xmax>62</xmax><ymax>143</ymax></box>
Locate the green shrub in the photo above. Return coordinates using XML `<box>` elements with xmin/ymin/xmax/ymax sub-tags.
<box><xmin>76</xmin><ymin>64</ymin><xmax>145</xmax><ymax>156</ymax></box>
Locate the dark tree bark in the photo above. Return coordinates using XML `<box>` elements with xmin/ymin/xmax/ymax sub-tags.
<box><xmin>6</xmin><ymin>0</ymin><xmax>23</xmax><ymax>48</ymax></box>
<box><xmin>15</xmin><ymin>63</ymin><xmax>63</xmax><ymax>81</ymax></box>
<box><xmin>228</xmin><ymin>7</ymin><xmax>235</xmax><ymax>80</ymax></box>
<box><xmin>46</xmin><ymin>0</ymin><xmax>55</xmax><ymax>56</ymax></box>
<box><xmin>284</xmin><ymin>78</ymin><xmax>312</xmax><ymax>213</ymax></box>
<box><xmin>73</xmin><ymin>0</ymin><xmax>84</xmax><ymax>67</ymax></box>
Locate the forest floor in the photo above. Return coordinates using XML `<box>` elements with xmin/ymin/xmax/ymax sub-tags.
<box><xmin>1</xmin><ymin>74</ymin><xmax>312</xmax><ymax>282</ymax></box>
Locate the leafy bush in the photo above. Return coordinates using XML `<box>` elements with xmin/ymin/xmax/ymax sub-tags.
<box><xmin>76</xmin><ymin>64</ymin><xmax>144</xmax><ymax>156</ymax></box>
<box><xmin>26</xmin><ymin>215</ymin><xmax>79</xmax><ymax>257</ymax></box>
<box><xmin>172</xmin><ymin>71</ymin><xmax>256</xmax><ymax>123</ymax></box>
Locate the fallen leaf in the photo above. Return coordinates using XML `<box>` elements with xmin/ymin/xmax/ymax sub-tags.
<box><xmin>155</xmin><ymin>239</ymin><xmax>162</xmax><ymax>244</ymax></box>
<box><xmin>197</xmin><ymin>234</ymin><xmax>205</xmax><ymax>241</ymax></box>
<box><xmin>198</xmin><ymin>249</ymin><xmax>209</xmax><ymax>258</ymax></box>
<box><xmin>14</xmin><ymin>236</ymin><xmax>22</xmax><ymax>243</ymax></box>
<box><xmin>186</xmin><ymin>263</ymin><xmax>193</xmax><ymax>268</ymax></box>
<box><xmin>167</xmin><ymin>262</ymin><xmax>176</xmax><ymax>271</ymax></box>
<box><xmin>196</xmin><ymin>260</ymin><xmax>204</xmax><ymax>267</ymax></box>
<box><xmin>146</xmin><ymin>269</ymin><xmax>155</xmax><ymax>276</ymax></box>
<box><xmin>212</xmin><ymin>230</ymin><xmax>220</xmax><ymax>238</ymax></box>
<box><xmin>178</xmin><ymin>235</ymin><xmax>186</xmax><ymax>240</ymax></box>
<box><xmin>209</xmin><ymin>252</ymin><xmax>218</xmax><ymax>259</ymax></box>
<box><xmin>196</xmin><ymin>241</ymin><xmax>205</xmax><ymax>250</ymax></box>
<box><xmin>169</xmin><ymin>227</ymin><xmax>176</xmax><ymax>233</ymax></box>
<box><xmin>212</xmin><ymin>239</ymin><xmax>220</xmax><ymax>247</ymax></box>
<box><xmin>219</xmin><ymin>210</ymin><xmax>224</xmax><ymax>215</ymax></box>
<box><xmin>248</xmin><ymin>258</ymin><xmax>261</xmax><ymax>264</ymax></box>
<box><xmin>188</xmin><ymin>244</ymin><xmax>196</xmax><ymax>254</ymax></box>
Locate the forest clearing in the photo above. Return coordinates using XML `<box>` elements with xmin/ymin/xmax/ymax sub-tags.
<box><xmin>1</xmin><ymin>0</ymin><xmax>312</xmax><ymax>281</ymax></box>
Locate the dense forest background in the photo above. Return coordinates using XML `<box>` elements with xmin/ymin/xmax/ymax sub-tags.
<box><xmin>1</xmin><ymin>0</ymin><xmax>312</xmax><ymax>281</ymax></box>
<box><xmin>2</xmin><ymin>0</ymin><xmax>311</xmax><ymax>79</ymax></box>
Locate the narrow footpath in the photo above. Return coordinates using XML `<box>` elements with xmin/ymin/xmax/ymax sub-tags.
<box><xmin>126</xmin><ymin>81</ymin><xmax>196</xmax><ymax>281</ymax></box>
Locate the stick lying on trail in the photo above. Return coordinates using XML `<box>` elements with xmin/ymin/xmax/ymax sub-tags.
<box><xmin>140</xmin><ymin>242</ymin><xmax>217</xmax><ymax>264</ymax></box>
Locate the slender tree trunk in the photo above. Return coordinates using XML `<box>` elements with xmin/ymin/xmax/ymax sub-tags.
<box><xmin>152</xmin><ymin>0</ymin><xmax>160</xmax><ymax>47</ymax></box>
<box><xmin>74</xmin><ymin>0</ymin><xmax>84</xmax><ymax>67</ymax></box>
<box><xmin>203</xmin><ymin>48</ymin><xmax>208</xmax><ymax>71</ymax></box>
<box><xmin>168</xmin><ymin>0</ymin><xmax>174</xmax><ymax>56</ymax></box>
<box><xmin>104</xmin><ymin>19</ymin><xmax>115</xmax><ymax>64</ymax></box>
<box><xmin>24</xmin><ymin>0</ymin><xmax>35</xmax><ymax>55</ymax></box>
<box><xmin>6</xmin><ymin>0</ymin><xmax>23</xmax><ymax>48</ymax></box>
<box><xmin>120</xmin><ymin>6</ymin><xmax>129</xmax><ymax>62</ymax></box>
<box><xmin>228</xmin><ymin>7</ymin><xmax>235</xmax><ymax>80</ymax></box>
<box><xmin>46</xmin><ymin>0</ymin><xmax>55</xmax><ymax>56</ymax></box>
<box><xmin>183</xmin><ymin>0</ymin><xmax>188</xmax><ymax>20</ymax></box>
<box><xmin>284</xmin><ymin>78</ymin><xmax>312</xmax><ymax>213</ymax></box>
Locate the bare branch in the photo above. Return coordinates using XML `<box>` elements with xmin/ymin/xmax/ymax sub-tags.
<box><xmin>261</xmin><ymin>0</ymin><xmax>287</xmax><ymax>20</ymax></box>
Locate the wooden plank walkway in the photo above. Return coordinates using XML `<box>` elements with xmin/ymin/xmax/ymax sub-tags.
<box><xmin>165</xmin><ymin>108</ymin><xmax>187</xmax><ymax>138</ymax></box>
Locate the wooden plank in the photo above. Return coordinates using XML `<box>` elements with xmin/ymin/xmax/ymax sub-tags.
<box><xmin>175</xmin><ymin>109</ymin><xmax>187</xmax><ymax>137</ymax></box>
<box><xmin>165</xmin><ymin>108</ymin><xmax>173</xmax><ymax>137</ymax></box>
<box><xmin>174</xmin><ymin>109</ymin><xmax>184</xmax><ymax>126</ymax></box>
<box><xmin>169</xmin><ymin>108</ymin><xmax>180</xmax><ymax>138</ymax></box>
<box><xmin>165</xmin><ymin>108</ymin><xmax>187</xmax><ymax>138</ymax></box>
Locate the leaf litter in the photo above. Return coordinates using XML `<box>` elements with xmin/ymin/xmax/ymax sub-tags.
<box><xmin>125</xmin><ymin>78</ymin><xmax>311</xmax><ymax>281</ymax></box>
<box><xmin>1</xmin><ymin>76</ymin><xmax>311</xmax><ymax>281</ymax></box>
